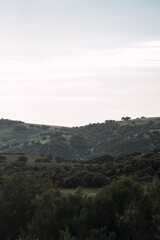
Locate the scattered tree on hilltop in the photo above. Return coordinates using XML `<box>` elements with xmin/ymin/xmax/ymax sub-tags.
<box><xmin>121</xmin><ymin>117</ymin><xmax>131</xmax><ymax>121</ymax></box>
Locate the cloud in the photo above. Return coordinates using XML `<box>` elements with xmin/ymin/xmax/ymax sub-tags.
<box><xmin>0</xmin><ymin>41</ymin><xmax>160</xmax><ymax>83</ymax></box>
<box><xmin>0</xmin><ymin>40</ymin><xmax>160</xmax><ymax>103</ymax></box>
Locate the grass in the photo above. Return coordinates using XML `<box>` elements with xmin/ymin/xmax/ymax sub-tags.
<box><xmin>0</xmin><ymin>153</ymin><xmax>84</xmax><ymax>167</ymax></box>
<box><xmin>0</xmin><ymin>153</ymin><xmax>47</xmax><ymax>164</ymax></box>
<box><xmin>60</xmin><ymin>187</ymin><xmax>102</xmax><ymax>197</ymax></box>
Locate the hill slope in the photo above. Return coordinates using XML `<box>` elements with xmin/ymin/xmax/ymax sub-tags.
<box><xmin>0</xmin><ymin>117</ymin><xmax>160</xmax><ymax>158</ymax></box>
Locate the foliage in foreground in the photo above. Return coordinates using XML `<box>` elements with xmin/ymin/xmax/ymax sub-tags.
<box><xmin>0</xmin><ymin>174</ymin><xmax>160</xmax><ymax>240</ymax></box>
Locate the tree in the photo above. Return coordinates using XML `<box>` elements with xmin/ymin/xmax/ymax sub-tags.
<box><xmin>83</xmin><ymin>172</ymin><xmax>94</xmax><ymax>187</ymax></box>
<box><xmin>65</xmin><ymin>176</ymin><xmax>81</xmax><ymax>188</ymax></box>
<box><xmin>18</xmin><ymin>155</ymin><xmax>28</xmax><ymax>163</ymax></box>
<box><xmin>121</xmin><ymin>117</ymin><xmax>131</xmax><ymax>121</ymax></box>
<box><xmin>60</xmin><ymin>226</ymin><xmax>76</xmax><ymax>240</ymax></box>
<box><xmin>92</xmin><ymin>173</ymin><xmax>106</xmax><ymax>188</ymax></box>
<box><xmin>94</xmin><ymin>177</ymin><xmax>154</xmax><ymax>240</ymax></box>
<box><xmin>0</xmin><ymin>174</ymin><xmax>41</xmax><ymax>240</ymax></box>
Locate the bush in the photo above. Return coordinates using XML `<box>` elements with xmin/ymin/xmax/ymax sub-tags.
<box><xmin>92</xmin><ymin>173</ymin><xmax>106</xmax><ymax>188</ymax></box>
<box><xmin>65</xmin><ymin>176</ymin><xmax>81</xmax><ymax>188</ymax></box>
<box><xmin>0</xmin><ymin>155</ymin><xmax>6</xmax><ymax>160</ymax></box>
<box><xmin>18</xmin><ymin>156</ymin><xmax>28</xmax><ymax>163</ymax></box>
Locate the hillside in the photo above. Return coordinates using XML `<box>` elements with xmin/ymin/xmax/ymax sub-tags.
<box><xmin>0</xmin><ymin>117</ymin><xmax>160</xmax><ymax>159</ymax></box>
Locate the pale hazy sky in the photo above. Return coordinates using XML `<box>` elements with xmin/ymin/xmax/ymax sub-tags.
<box><xmin>0</xmin><ymin>0</ymin><xmax>160</xmax><ymax>126</ymax></box>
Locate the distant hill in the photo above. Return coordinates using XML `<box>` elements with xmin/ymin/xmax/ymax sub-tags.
<box><xmin>0</xmin><ymin>117</ymin><xmax>160</xmax><ymax>159</ymax></box>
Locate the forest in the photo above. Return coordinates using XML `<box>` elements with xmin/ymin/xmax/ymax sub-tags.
<box><xmin>1</xmin><ymin>149</ymin><xmax>160</xmax><ymax>188</ymax></box>
<box><xmin>0</xmin><ymin>174</ymin><xmax>160</xmax><ymax>240</ymax></box>
<box><xmin>0</xmin><ymin>149</ymin><xmax>160</xmax><ymax>240</ymax></box>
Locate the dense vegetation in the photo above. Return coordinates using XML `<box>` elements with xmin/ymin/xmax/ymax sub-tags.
<box><xmin>0</xmin><ymin>174</ymin><xmax>160</xmax><ymax>240</ymax></box>
<box><xmin>0</xmin><ymin>117</ymin><xmax>160</xmax><ymax>159</ymax></box>
<box><xmin>1</xmin><ymin>149</ymin><xmax>160</xmax><ymax>188</ymax></box>
<box><xmin>1</xmin><ymin>117</ymin><xmax>160</xmax><ymax>239</ymax></box>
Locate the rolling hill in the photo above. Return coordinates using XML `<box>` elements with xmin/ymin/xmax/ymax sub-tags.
<box><xmin>0</xmin><ymin>117</ymin><xmax>160</xmax><ymax>159</ymax></box>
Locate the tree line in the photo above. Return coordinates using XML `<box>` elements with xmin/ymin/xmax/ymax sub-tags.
<box><xmin>1</xmin><ymin>149</ymin><xmax>160</xmax><ymax>188</ymax></box>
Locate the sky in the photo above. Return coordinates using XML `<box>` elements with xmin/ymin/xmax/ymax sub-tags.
<box><xmin>0</xmin><ymin>0</ymin><xmax>160</xmax><ymax>126</ymax></box>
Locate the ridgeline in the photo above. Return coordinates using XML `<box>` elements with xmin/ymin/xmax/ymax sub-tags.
<box><xmin>0</xmin><ymin>117</ymin><xmax>160</xmax><ymax>159</ymax></box>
